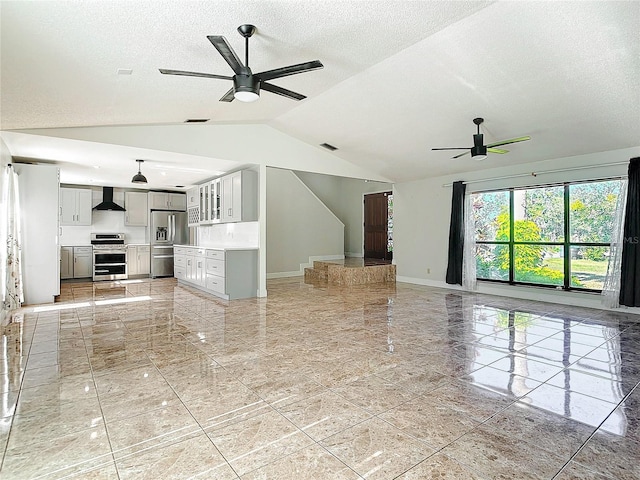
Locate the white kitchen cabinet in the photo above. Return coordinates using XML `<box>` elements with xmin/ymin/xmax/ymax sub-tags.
<box><xmin>124</xmin><ymin>191</ymin><xmax>148</xmax><ymax>226</ymax></box>
<box><xmin>60</xmin><ymin>246</ymin><xmax>73</xmax><ymax>280</ymax></box>
<box><xmin>220</xmin><ymin>170</ymin><xmax>257</xmax><ymax>223</ymax></box>
<box><xmin>60</xmin><ymin>187</ymin><xmax>92</xmax><ymax>226</ymax></box>
<box><xmin>175</xmin><ymin>247</ymin><xmax>257</xmax><ymax>300</ymax></box>
<box><xmin>127</xmin><ymin>245</ymin><xmax>150</xmax><ymax>276</ymax></box>
<box><xmin>210</xmin><ymin>178</ymin><xmax>222</xmax><ymax>223</ymax></box>
<box><xmin>148</xmin><ymin>191</ymin><xmax>186</xmax><ymax>211</ymax></box>
<box><xmin>186</xmin><ymin>187</ymin><xmax>199</xmax><ymax>209</ymax></box>
<box><xmin>199</xmin><ymin>183</ymin><xmax>210</xmax><ymax>223</ymax></box>
<box><xmin>73</xmin><ymin>246</ymin><xmax>93</xmax><ymax>278</ymax></box>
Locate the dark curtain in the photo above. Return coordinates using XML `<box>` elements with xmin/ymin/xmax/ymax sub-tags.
<box><xmin>620</xmin><ymin>157</ymin><xmax>640</xmax><ymax>307</ymax></box>
<box><xmin>446</xmin><ymin>181</ymin><xmax>466</xmax><ymax>285</ymax></box>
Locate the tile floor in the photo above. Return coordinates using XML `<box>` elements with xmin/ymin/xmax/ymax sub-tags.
<box><xmin>0</xmin><ymin>277</ymin><xmax>639</xmax><ymax>479</ymax></box>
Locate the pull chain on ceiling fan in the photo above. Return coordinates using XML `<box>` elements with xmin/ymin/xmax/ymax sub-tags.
<box><xmin>432</xmin><ymin>117</ymin><xmax>531</xmax><ymax>160</ymax></box>
<box><xmin>160</xmin><ymin>24</ymin><xmax>323</xmax><ymax>103</ymax></box>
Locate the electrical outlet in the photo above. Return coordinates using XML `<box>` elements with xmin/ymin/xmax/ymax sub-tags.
<box><xmin>426</xmin><ymin>268</ymin><xmax>431</xmax><ymax>274</ymax></box>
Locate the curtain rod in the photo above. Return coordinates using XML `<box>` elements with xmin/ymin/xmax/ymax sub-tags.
<box><xmin>442</xmin><ymin>161</ymin><xmax>629</xmax><ymax>187</ymax></box>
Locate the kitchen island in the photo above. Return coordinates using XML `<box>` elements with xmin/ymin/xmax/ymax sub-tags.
<box><xmin>174</xmin><ymin>245</ymin><xmax>258</xmax><ymax>300</ymax></box>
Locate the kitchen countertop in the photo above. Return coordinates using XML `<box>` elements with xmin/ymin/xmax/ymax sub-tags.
<box><xmin>174</xmin><ymin>244</ymin><xmax>258</xmax><ymax>251</ymax></box>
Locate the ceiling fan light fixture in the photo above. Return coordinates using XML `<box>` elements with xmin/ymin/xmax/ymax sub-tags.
<box><xmin>132</xmin><ymin>159</ymin><xmax>148</xmax><ymax>184</ymax></box>
<box><xmin>471</xmin><ymin>145</ymin><xmax>487</xmax><ymax>161</ymax></box>
<box><xmin>233</xmin><ymin>75</ymin><xmax>260</xmax><ymax>102</ymax></box>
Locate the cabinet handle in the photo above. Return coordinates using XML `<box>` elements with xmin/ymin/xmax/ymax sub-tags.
<box><xmin>228</xmin><ymin>208</ymin><xmax>232</xmax><ymax>216</ymax></box>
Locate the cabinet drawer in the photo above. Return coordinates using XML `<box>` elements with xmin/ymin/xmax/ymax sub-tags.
<box><xmin>205</xmin><ymin>258</ymin><xmax>225</xmax><ymax>276</ymax></box>
<box><xmin>74</xmin><ymin>246</ymin><xmax>92</xmax><ymax>254</ymax></box>
<box><xmin>138</xmin><ymin>245</ymin><xmax>150</xmax><ymax>253</ymax></box>
<box><xmin>174</xmin><ymin>255</ymin><xmax>186</xmax><ymax>267</ymax></box>
<box><xmin>175</xmin><ymin>266</ymin><xmax>186</xmax><ymax>280</ymax></box>
<box><xmin>174</xmin><ymin>247</ymin><xmax>187</xmax><ymax>255</ymax></box>
<box><xmin>206</xmin><ymin>249</ymin><xmax>225</xmax><ymax>260</ymax></box>
<box><xmin>206</xmin><ymin>275</ymin><xmax>225</xmax><ymax>294</ymax></box>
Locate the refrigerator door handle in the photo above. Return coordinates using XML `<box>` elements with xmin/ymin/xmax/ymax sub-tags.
<box><xmin>168</xmin><ymin>214</ymin><xmax>173</xmax><ymax>243</ymax></box>
<box><xmin>172</xmin><ymin>215</ymin><xmax>176</xmax><ymax>243</ymax></box>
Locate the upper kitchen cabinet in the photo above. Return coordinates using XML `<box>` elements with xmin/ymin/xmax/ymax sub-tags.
<box><xmin>124</xmin><ymin>191</ymin><xmax>148</xmax><ymax>226</ymax></box>
<box><xmin>60</xmin><ymin>187</ymin><xmax>92</xmax><ymax>226</ymax></box>
<box><xmin>221</xmin><ymin>170</ymin><xmax>257</xmax><ymax>223</ymax></box>
<box><xmin>148</xmin><ymin>191</ymin><xmax>186</xmax><ymax>211</ymax></box>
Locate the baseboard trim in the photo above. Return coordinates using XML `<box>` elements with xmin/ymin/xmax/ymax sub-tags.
<box><xmin>396</xmin><ymin>276</ymin><xmax>640</xmax><ymax>315</ymax></box>
<box><xmin>267</xmin><ymin>271</ymin><xmax>303</xmax><ymax>279</ymax></box>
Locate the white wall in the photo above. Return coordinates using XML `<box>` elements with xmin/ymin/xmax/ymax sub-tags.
<box><xmin>394</xmin><ymin>146</ymin><xmax>640</xmax><ymax>313</ymax></box>
<box><xmin>15</xmin><ymin>124</ymin><xmax>391</xmax><ymax>182</ymax></box>
<box><xmin>266</xmin><ymin>168</ymin><xmax>344</xmax><ymax>275</ymax></box>
<box><xmin>197</xmin><ymin>221</ymin><xmax>259</xmax><ymax>248</ymax></box>
<box><xmin>294</xmin><ymin>171</ymin><xmax>392</xmax><ymax>256</ymax></box>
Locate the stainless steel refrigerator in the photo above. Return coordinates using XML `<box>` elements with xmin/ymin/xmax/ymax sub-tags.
<box><xmin>150</xmin><ymin>210</ymin><xmax>188</xmax><ymax>278</ymax></box>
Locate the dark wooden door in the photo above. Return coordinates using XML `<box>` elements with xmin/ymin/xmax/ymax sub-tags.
<box><xmin>364</xmin><ymin>192</ymin><xmax>392</xmax><ymax>260</ymax></box>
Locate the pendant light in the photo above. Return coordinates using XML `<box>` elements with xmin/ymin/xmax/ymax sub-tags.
<box><xmin>131</xmin><ymin>159</ymin><xmax>148</xmax><ymax>184</ymax></box>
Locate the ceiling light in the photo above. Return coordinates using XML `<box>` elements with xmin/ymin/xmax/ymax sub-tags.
<box><xmin>131</xmin><ymin>159</ymin><xmax>148</xmax><ymax>184</ymax></box>
<box><xmin>117</xmin><ymin>68</ymin><xmax>133</xmax><ymax>75</ymax></box>
<box><xmin>471</xmin><ymin>145</ymin><xmax>487</xmax><ymax>161</ymax></box>
<box><xmin>233</xmin><ymin>75</ymin><xmax>260</xmax><ymax>102</ymax></box>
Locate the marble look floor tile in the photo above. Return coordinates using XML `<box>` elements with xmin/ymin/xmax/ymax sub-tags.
<box><xmin>116</xmin><ymin>433</ymin><xmax>238</xmax><ymax>480</ymax></box>
<box><xmin>517</xmin><ymin>383</ymin><xmax>619</xmax><ymax>428</ymax></box>
<box><xmin>554</xmin><ymin>461</ymin><xmax>619</xmax><ymax>480</ymax></box>
<box><xmin>2</xmin><ymin>425</ymin><xmax>112</xmax><ymax>479</ymax></box>
<box><xmin>276</xmin><ymin>390</ymin><xmax>373</xmax><ymax>442</ymax></box>
<box><xmin>99</xmin><ymin>384</ymin><xmax>184</xmax><ymax>423</ymax></box>
<box><xmin>106</xmin><ymin>403</ymin><xmax>201</xmax><ymax>457</ymax></box>
<box><xmin>247</xmin><ymin>373</ymin><xmax>327</xmax><ymax>408</ymax></box>
<box><xmin>205</xmin><ymin>409</ymin><xmax>313</xmax><ymax>476</ymax></box>
<box><xmin>421</xmin><ymin>379</ymin><xmax>515</xmax><ymax>422</ymax></box>
<box><xmin>61</xmin><ymin>461</ymin><xmax>121</xmax><ymax>479</ymax></box>
<box><xmin>331</xmin><ymin>374</ymin><xmax>417</xmax><ymax>415</ymax></box>
<box><xmin>487</xmin><ymin>354</ymin><xmax>565</xmax><ymax>382</ymax></box>
<box><xmin>462</xmin><ymin>365</ymin><xmax>543</xmax><ymax>398</ymax></box>
<box><xmin>395</xmin><ymin>452</ymin><xmax>487</xmax><ymax>479</ymax></box>
<box><xmin>240</xmin><ymin>443</ymin><xmax>360</xmax><ymax>480</ymax></box>
<box><xmin>572</xmin><ymin>430</ymin><xmax>640</xmax><ymax>479</ymax></box>
<box><xmin>8</xmin><ymin>396</ymin><xmax>103</xmax><ymax>447</ymax></box>
<box><xmin>553</xmin><ymin>366</ymin><xmax>629</xmax><ymax>399</ymax></box>
<box><xmin>441</xmin><ymin>424</ymin><xmax>567</xmax><ymax>480</ymax></box>
<box><xmin>379</xmin><ymin>397</ymin><xmax>481</xmax><ymax>449</ymax></box>
<box><xmin>180</xmin><ymin>386</ymin><xmax>271</xmax><ymax>430</ymax></box>
<box><xmin>15</xmin><ymin>378</ymin><xmax>97</xmax><ymax>415</ymax></box>
<box><xmin>483</xmin><ymin>401</ymin><xmax>596</xmax><ymax>457</ymax></box>
<box><xmin>374</xmin><ymin>362</ymin><xmax>452</xmax><ymax>395</ymax></box>
<box><xmin>320</xmin><ymin>417</ymin><xmax>435</xmax><ymax>480</ymax></box>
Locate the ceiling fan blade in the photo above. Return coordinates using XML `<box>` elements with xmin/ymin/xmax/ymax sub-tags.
<box><xmin>256</xmin><ymin>60</ymin><xmax>323</xmax><ymax>82</ymax></box>
<box><xmin>219</xmin><ymin>88</ymin><xmax>235</xmax><ymax>102</ymax></box>
<box><xmin>432</xmin><ymin>147</ymin><xmax>472</xmax><ymax>151</ymax></box>
<box><xmin>487</xmin><ymin>136</ymin><xmax>531</xmax><ymax>148</ymax></box>
<box><xmin>261</xmin><ymin>82</ymin><xmax>306</xmax><ymax>101</ymax></box>
<box><xmin>207</xmin><ymin>35</ymin><xmax>245</xmax><ymax>74</ymax></box>
<box><xmin>159</xmin><ymin>69</ymin><xmax>232</xmax><ymax>80</ymax></box>
<box><xmin>452</xmin><ymin>151</ymin><xmax>470</xmax><ymax>159</ymax></box>
<box><xmin>487</xmin><ymin>147</ymin><xmax>509</xmax><ymax>154</ymax></box>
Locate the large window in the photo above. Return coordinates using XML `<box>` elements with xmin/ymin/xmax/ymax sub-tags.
<box><xmin>473</xmin><ymin>179</ymin><xmax>621</xmax><ymax>291</ymax></box>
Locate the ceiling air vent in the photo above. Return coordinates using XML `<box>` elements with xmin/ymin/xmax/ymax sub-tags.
<box><xmin>184</xmin><ymin>119</ymin><xmax>210</xmax><ymax>123</ymax></box>
<box><xmin>320</xmin><ymin>143</ymin><xmax>338</xmax><ymax>151</ymax></box>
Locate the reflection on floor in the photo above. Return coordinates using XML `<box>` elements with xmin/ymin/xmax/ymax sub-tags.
<box><xmin>1</xmin><ymin>277</ymin><xmax>639</xmax><ymax>479</ymax></box>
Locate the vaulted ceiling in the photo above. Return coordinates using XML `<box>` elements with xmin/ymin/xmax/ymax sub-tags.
<box><xmin>1</xmin><ymin>1</ymin><xmax>639</xmax><ymax>188</ymax></box>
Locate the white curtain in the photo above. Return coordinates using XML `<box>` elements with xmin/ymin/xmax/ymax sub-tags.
<box><xmin>1</xmin><ymin>166</ymin><xmax>23</xmax><ymax>325</ymax></box>
<box><xmin>462</xmin><ymin>193</ymin><xmax>477</xmax><ymax>291</ymax></box>
<box><xmin>602</xmin><ymin>178</ymin><xmax>628</xmax><ymax>308</ymax></box>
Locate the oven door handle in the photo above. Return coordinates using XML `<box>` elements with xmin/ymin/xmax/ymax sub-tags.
<box><xmin>153</xmin><ymin>255</ymin><xmax>174</xmax><ymax>259</ymax></box>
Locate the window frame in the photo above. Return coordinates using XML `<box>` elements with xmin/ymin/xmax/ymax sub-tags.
<box><xmin>473</xmin><ymin>178</ymin><xmax>621</xmax><ymax>293</ymax></box>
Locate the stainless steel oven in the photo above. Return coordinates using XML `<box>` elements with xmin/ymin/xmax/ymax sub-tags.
<box><xmin>91</xmin><ymin>233</ymin><xmax>127</xmax><ymax>281</ymax></box>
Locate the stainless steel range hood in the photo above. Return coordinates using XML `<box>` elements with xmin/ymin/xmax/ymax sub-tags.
<box><xmin>93</xmin><ymin>186</ymin><xmax>126</xmax><ymax>211</ymax></box>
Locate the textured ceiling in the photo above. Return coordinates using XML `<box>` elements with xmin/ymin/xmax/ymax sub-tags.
<box><xmin>1</xmin><ymin>0</ymin><xmax>639</xmax><ymax>187</ymax></box>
